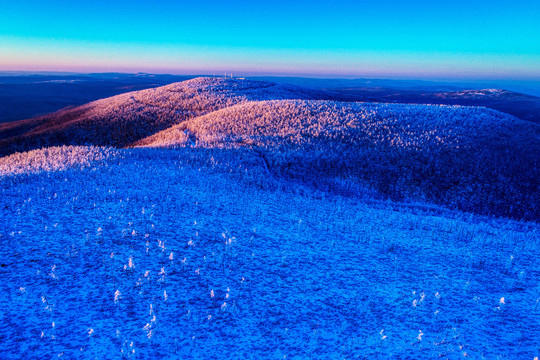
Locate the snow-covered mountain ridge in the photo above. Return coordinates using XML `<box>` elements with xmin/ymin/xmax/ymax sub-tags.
<box><xmin>0</xmin><ymin>77</ymin><xmax>336</xmax><ymax>156</ymax></box>
<box><xmin>0</xmin><ymin>78</ymin><xmax>539</xmax><ymax>359</ymax></box>
<box><xmin>1</xmin><ymin>77</ymin><xmax>538</xmax><ymax>220</ymax></box>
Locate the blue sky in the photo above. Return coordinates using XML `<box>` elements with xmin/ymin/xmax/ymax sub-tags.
<box><xmin>1</xmin><ymin>0</ymin><xmax>539</xmax><ymax>80</ymax></box>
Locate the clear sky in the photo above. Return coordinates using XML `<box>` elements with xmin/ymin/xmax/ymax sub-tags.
<box><xmin>1</xmin><ymin>0</ymin><xmax>539</xmax><ymax>80</ymax></box>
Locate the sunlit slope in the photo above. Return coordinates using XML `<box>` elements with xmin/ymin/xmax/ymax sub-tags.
<box><xmin>0</xmin><ymin>77</ymin><xmax>334</xmax><ymax>156</ymax></box>
<box><xmin>142</xmin><ymin>100</ymin><xmax>539</xmax><ymax>219</ymax></box>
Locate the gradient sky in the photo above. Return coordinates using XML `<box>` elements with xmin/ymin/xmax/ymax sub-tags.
<box><xmin>1</xmin><ymin>0</ymin><xmax>539</xmax><ymax>80</ymax></box>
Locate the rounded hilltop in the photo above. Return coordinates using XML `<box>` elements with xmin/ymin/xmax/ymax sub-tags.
<box><xmin>142</xmin><ymin>99</ymin><xmax>524</xmax><ymax>151</ymax></box>
<box><xmin>0</xmin><ymin>77</ymin><xmax>333</xmax><ymax>156</ymax></box>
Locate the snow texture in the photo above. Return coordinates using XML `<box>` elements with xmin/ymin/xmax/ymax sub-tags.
<box><xmin>141</xmin><ymin>100</ymin><xmax>540</xmax><ymax>220</ymax></box>
<box><xmin>0</xmin><ymin>146</ymin><xmax>120</xmax><ymax>176</ymax></box>
<box><xmin>0</xmin><ymin>147</ymin><xmax>539</xmax><ymax>359</ymax></box>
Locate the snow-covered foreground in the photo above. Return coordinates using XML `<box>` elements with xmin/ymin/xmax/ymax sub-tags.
<box><xmin>1</xmin><ymin>147</ymin><xmax>539</xmax><ymax>359</ymax></box>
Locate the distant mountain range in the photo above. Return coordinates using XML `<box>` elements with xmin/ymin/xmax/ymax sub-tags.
<box><xmin>1</xmin><ymin>73</ymin><xmax>539</xmax><ymax>125</ymax></box>
<box><xmin>251</xmin><ymin>77</ymin><xmax>540</xmax><ymax>124</ymax></box>
<box><xmin>324</xmin><ymin>86</ymin><xmax>540</xmax><ymax>124</ymax></box>
<box><xmin>0</xmin><ymin>73</ymin><xmax>194</xmax><ymax>123</ymax></box>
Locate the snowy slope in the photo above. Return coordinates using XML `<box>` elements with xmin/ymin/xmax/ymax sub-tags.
<box><xmin>0</xmin><ymin>146</ymin><xmax>539</xmax><ymax>359</ymax></box>
<box><xmin>2</xmin><ymin>79</ymin><xmax>537</xmax><ymax>220</ymax></box>
<box><xmin>141</xmin><ymin>99</ymin><xmax>527</xmax><ymax>150</ymax></box>
<box><xmin>140</xmin><ymin>100</ymin><xmax>540</xmax><ymax>220</ymax></box>
<box><xmin>0</xmin><ymin>77</ymin><xmax>335</xmax><ymax>156</ymax></box>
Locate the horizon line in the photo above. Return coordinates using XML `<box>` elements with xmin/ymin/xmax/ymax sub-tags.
<box><xmin>1</xmin><ymin>69</ymin><xmax>540</xmax><ymax>85</ymax></box>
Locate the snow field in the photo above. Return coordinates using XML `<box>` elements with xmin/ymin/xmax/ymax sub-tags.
<box><xmin>1</xmin><ymin>147</ymin><xmax>538</xmax><ymax>359</ymax></box>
